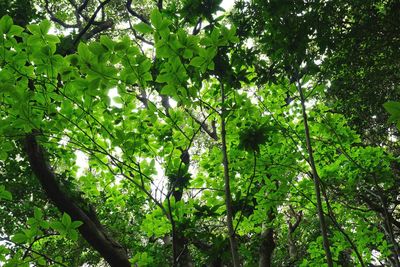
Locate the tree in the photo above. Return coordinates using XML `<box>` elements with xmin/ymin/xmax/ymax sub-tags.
<box><xmin>0</xmin><ymin>1</ymin><xmax>399</xmax><ymax>266</ymax></box>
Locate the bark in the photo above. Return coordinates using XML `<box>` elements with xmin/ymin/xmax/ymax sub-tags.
<box><xmin>24</xmin><ymin>134</ymin><xmax>130</xmax><ymax>267</ymax></box>
<box><xmin>171</xmin><ymin>193</ymin><xmax>193</xmax><ymax>267</ymax></box>
<box><xmin>297</xmin><ymin>80</ymin><xmax>333</xmax><ymax>267</ymax></box>
<box><xmin>259</xmin><ymin>227</ymin><xmax>275</xmax><ymax>267</ymax></box>
<box><xmin>174</xmin><ymin>232</ymin><xmax>193</xmax><ymax>267</ymax></box>
<box><xmin>362</xmin><ymin>194</ymin><xmax>400</xmax><ymax>266</ymax></box>
<box><xmin>287</xmin><ymin>207</ymin><xmax>302</xmax><ymax>262</ymax></box>
<box><xmin>220</xmin><ymin>82</ymin><xmax>241</xmax><ymax>267</ymax></box>
<box><xmin>169</xmin><ymin>151</ymin><xmax>193</xmax><ymax>267</ymax></box>
<box><xmin>259</xmin><ymin>210</ymin><xmax>276</xmax><ymax>267</ymax></box>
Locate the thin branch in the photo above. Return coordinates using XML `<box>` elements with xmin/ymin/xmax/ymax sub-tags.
<box><xmin>1</xmin><ymin>237</ymin><xmax>68</xmax><ymax>266</ymax></box>
<box><xmin>297</xmin><ymin>77</ymin><xmax>333</xmax><ymax>267</ymax></box>
<box><xmin>44</xmin><ymin>0</ymin><xmax>78</xmax><ymax>28</ymax></box>
<box><xmin>157</xmin><ymin>0</ymin><xmax>163</xmax><ymax>10</ymax></box>
<box><xmin>126</xmin><ymin>0</ymin><xmax>150</xmax><ymax>25</ymax></box>
<box><xmin>220</xmin><ymin>81</ymin><xmax>241</xmax><ymax>267</ymax></box>
<box><xmin>320</xmin><ymin>186</ymin><xmax>366</xmax><ymax>267</ymax></box>
<box><xmin>73</xmin><ymin>0</ymin><xmax>112</xmax><ymax>45</ymax></box>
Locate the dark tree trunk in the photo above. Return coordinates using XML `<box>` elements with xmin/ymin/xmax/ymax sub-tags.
<box><xmin>259</xmin><ymin>211</ymin><xmax>276</xmax><ymax>267</ymax></box>
<box><xmin>24</xmin><ymin>134</ymin><xmax>131</xmax><ymax>267</ymax></box>
<box><xmin>259</xmin><ymin>227</ymin><xmax>275</xmax><ymax>267</ymax></box>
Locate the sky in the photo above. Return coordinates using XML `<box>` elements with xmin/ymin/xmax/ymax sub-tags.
<box><xmin>221</xmin><ymin>0</ymin><xmax>235</xmax><ymax>12</ymax></box>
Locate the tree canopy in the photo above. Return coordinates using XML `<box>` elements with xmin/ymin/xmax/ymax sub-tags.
<box><xmin>0</xmin><ymin>0</ymin><xmax>399</xmax><ymax>266</ymax></box>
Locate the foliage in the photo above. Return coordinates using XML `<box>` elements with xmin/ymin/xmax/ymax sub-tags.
<box><xmin>0</xmin><ymin>1</ymin><xmax>399</xmax><ymax>266</ymax></box>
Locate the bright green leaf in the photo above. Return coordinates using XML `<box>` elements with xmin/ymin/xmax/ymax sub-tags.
<box><xmin>12</xmin><ymin>233</ymin><xmax>27</xmax><ymax>244</ymax></box>
<box><xmin>0</xmin><ymin>16</ymin><xmax>13</xmax><ymax>34</ymax></box>
<box><xmin>62</xmin><ymin>213</ymin><xmax>72</xmax><ymax>227</ymax></box>
<box><xmin>189</xmin><ymin>57</ymin><xmax>206</xmax><ymax>67</ymax></box>
<box><xmin>150</xmin><ymin>9</ymin><xmax>163</xmax><ymax>29</ymax></box>
<box><xmin>134</xmin><ymin>23</ymin><xmax>153</xmax><ymax>34</ymax></box>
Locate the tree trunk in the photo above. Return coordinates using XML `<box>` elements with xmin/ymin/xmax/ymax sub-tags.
<box><xmin>259</xmin><ymin>227</ymin><xmax>275</xmax><ymax>267</ymax></box>
<box><xmin>220</xmin><ymin>82</ymin><xmax>241</xmax><ymax>267</ymax></box>
<box><xmin>259</xmin><ymin>210</ymin><xmax>276</xmax><ymax>267</ymax></box>
<box><xmin>24</xmin><ymin>134</ymin><xmax>131</xmax><ymax>267</ymax></box>
<box><xmin>297</xmin><ymin>80</ymin><xmax>333</xmax><ymax>267</ymax></box>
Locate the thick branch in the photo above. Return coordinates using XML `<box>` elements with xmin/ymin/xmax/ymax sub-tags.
<box><xmin>24</xmin><ymin>134</ymin><xmax>130</xmax><ymax>267</ymax></box>
<box><xmin>82</xmin><ymin>20</ymin><xmax>114</xmax><ymax>41</ymax></box>
<box><xmin>73</xmin><ymin>0</ymin><xmax>112</xmax><ymax>45</ymax></box>
<box><xmin>126</xmin><ymin>0</ymin><xmax>150</xmax><ymax>25</ymax></box>
<box><xmin>185</xmin><ymin>108</ymin><xmax>218</xmax><ymax>141</ymax></box>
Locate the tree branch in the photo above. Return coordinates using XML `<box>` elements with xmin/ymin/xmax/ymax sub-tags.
<box><xmin>296</xmin><ymin>77</ymin><xmax>333</xmax><ymax>267</ymax></box>
<box><xmin>126</xmin><ymin>0</ymin><xmax>150</xmax><ymax>25</ymax></box>
<box><xmin>73</xmin><ymin>0</ymin><xmax>112</xmax><ymax>45</ymax></box>
<box><xmin>24</xmin><ymin>134</ymin><xmax>130</xmax><ymax>267</ymax></box>
<box><xmin>44</xmin><ymin>0</ymin><xmax>78</xmax><ymax>28</ymax></box>
<box><xmin>220</xmin><ymin>81</ymin><xmax>241</xmax><ymax>267</ymax></box>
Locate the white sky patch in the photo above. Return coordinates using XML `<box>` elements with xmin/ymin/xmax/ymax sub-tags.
<box><xmin>58</xmin><ymin>135</ymin><xmax>70</xmax><ymax>146</ymax></box>
<box><xmin>152</xmin><ymin>160</ymin><xmax>168</xmax><ymax>202</ymax></box>
<box><xmin>221</xmin><ymin>0</ymin><xmax>235</xmax><ymax>12</ymax></box>
<box><xmin>305</xmin><ymin>98</ymin><xmax>317</xmax><ymax>109</ymax></box>
<box><xmin>245</xmin><ymin>38</ymin><xmax>254</xmax><ymax>49</ymax></box>
<box><xmin>75</xmin><ymin>150</ymin><xmax>89</xmax><ymax>177</ymax></box>
<box><xmin>169</xmin><ymin>98</ymin><xmax>177</xmax><ymax>108</ymax></box>
<box><xmin>108</xmin><ymin>87</ymin><xmax>123</xmax><ymax>108</ymax></box>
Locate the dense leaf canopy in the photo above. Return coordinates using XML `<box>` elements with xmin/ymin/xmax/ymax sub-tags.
<box><xmin>0</xmin><ymin>0</ymin><xmax>399</xmax><ymax>266</ymax></box>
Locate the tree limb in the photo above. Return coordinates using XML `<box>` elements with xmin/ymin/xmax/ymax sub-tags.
<box><xmin>126</xmin><ymin>0</ymin><xmax>150</xmax><ymax>25</ymax></box>
<box><xmin>220</xmin><ymin>81</ymin><xmax>241</xmax><ymax>267</ymax></box>
<box><xmin>296</xmin><ymin>77</ymin><xmax>333</xmax><ymax>267</ymax></box>
<box><xmin>44</xmin><ymin>0</ymin><xmax>78</xmax><ymax>28</ymax></box>
<box><xmin>24</xmin><ymin>134</ymin><xmax>130</xmax><ymax>267</ymax></box>
<box><xmin>73</xmin><ymin>0</ymin><xmax>112</xmax><ymax>45</ymax></box>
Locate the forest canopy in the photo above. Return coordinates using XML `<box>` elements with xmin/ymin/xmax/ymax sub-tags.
<box><xmin>0</xmin><ymin>0</ymin><xmax>400</xmax><ymax>266</ymax></box>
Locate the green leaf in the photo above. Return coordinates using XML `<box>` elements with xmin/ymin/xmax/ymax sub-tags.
<box><xmin>88</xmin><ymin>77</ymin><xmax>102</xmax><ymax>92</ymax></box>
<box><xmin>100</xmin><ymin>36</ymin><xmax>114</xmax><ymax>50</ymax></box>
<box><xmin>12</xmin><ymin>233</ymin><xmax>27</xmax><ymax>244</ymax></box>
<box><xmin>114</xmin><ymin>39</ymin><xmax>130</xmax><ymax>51</ymax></box>
<box><xmin>71</xmin><ymin>221</ymin><xmax>83</xmax><ymax>229</ymax></box>
<box><xmin>89</xmin><ymin>42</ymin><xmax>107</xmax><ymax>55</ymax></box>
<box><xmin>62</xmin><ymin>213</ymin><xmax>72</xmax><ymax>227</ymax></box>
<box><xmin>182</xmin><ymin>49</ymin><xmax>193</xmax><ymax>59</ymax></box>
<box><xmin>0</xmin><ymin>16</ymin><xmax>13</xmax><ymax>34</ymax></box>
<box><xmin>68</xmin><ymin>229</ymin><xmax>79</xmax><ymax>241</ymax></box>
<box><xmin>150</xmin><ymin>9</ymin><xmax>163</xmax><ymax>29</ymax></box>
<box><xmin>134</xmin><ymin>23</ymin><xmax>153</xmax><ymax>34</ymax></box>
<box><xmin>0</xmin><ymin>151</ymin><xmax>7</xmax><ymax>161</ymax></box>
<box><xmin>189</xmin><ymin>57</ymin><xmax>206</xmax><ymax>67</ymax></box>
<box><xmin>38</xmin><ymin>258</ymin><xmax>46</xmax><ymax>265</ymax></box>
<box><xmin>0</xmin><ymin>186</ymin><xmax>12</xmax><ymax>201</ymax></box>
<box><xmin>7</xmin><ymin>25</ymin><xmax>24</xmax><ymax>37</ymax></box>
<box><xmin>34</xmin><ymin>207</ymin><xmax>43</xmax><ymax>220</ymax></box>
<box><xmin>40</xmin><ymin>221</ymin><xmax>49</xmax><ymax>229</ymax></box>
<box><xmin>156</xmin><ymin>73</ymin><xmax>172</xmax><ymax>83</ymax></box>
<box><xmin>27</xmin><ymin>24</ymin><xmax>41</xmax><ymax>35</ymax></box>
<box><xmin>160</xmin><ymin>84</ymin><xmax>176</xmax><ymax>96</ymax></box>
<box><xmin>39</xmin><ymin>20</ymin><xmax>51</xmax><ymax>34</ymax></box>
<box><xmin>384</xmin><ymin>101</ymin><xmax>400</xmax><ymax>121</ymax></box>
<box><xmin>77</xmin><ymin>43</ymin><xmax>92</xmax><ymax>62</ymax></box>
<box><xmin>50</xmin><ymin>221</ymin><xmax>64</xmax><ymax>232</ymax></box>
